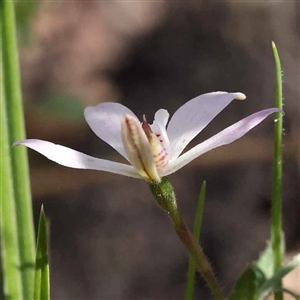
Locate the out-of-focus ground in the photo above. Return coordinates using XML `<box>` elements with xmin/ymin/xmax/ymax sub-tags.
<box><xmin>18</xmin><ymin>1</ymin><xmax>299</xmax><ymax>299</ymax></box>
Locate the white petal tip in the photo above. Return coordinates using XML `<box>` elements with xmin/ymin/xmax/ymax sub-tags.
<box><xmin>13</xmin><ymin>139</ymin><xmax>35</xmax><ymax>147</ymax></box>
<box><xmin>83</xmin><ymin>106</ymin><xmax>90</xmax><ymax>113</ymax></box>
<box><xmin>232</xmin><ymin>92</ymin><xmax>246</xmax><ymax>101</ymax></box>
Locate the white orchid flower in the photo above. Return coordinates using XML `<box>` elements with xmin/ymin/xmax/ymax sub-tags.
<box><xmin>14</xmin><ymin>92</ymin><xmax>281</xmax><ymax>183</ymax></box>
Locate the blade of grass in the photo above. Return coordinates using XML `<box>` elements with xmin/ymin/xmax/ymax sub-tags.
<box><xmin>279</xmin><ymin>288</ymin><xmax>300</xmax><ymax>300</ymax></box>
<box><xmin>0</xmin><ymin>24</ymin><xmax>23</xmax><ymax>298</ymax></box>
<box><xmin>185</xmin><ymin>181</ymin><xmax>206</xmax><ymax>300</ymax></box>
<box><xmin>1</xmin><ymin>0</ymin><xmax>35</xmax><ymax>298</ymax></box>
<box><xmin>270</xmin><ymin>41</ymin><xmax>283</xmax><ymax>300</ymax></box>
<box><xmin>34</xmin><ymin>205</ymin><xmax>50</xmax><ymax>300</ymax></box>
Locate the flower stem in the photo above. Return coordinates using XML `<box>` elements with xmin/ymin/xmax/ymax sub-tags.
<box><xmin>149</xmin><ymin>178</ymin><xmax>225</xmax><ymax>300</ymax></box>
<box><xmin>185</xmin><ymin>181</ymin><xmax>206</xmax><ymax>300</ymax></box>
<box><xmin>172</xmin><ymin>209</ymin><xmax>225</xmax><ymax>300</ymax></box>
<box><xmin>271</xmin><ymin>41</ymin><xmax>283</xmax><ymax>300</ymax></box>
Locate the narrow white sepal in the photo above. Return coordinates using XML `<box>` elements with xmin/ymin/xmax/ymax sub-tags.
<box><xmin>162</xmin><ymin>108</ymin><xmax>281</xmax><ymax>176</ymax></box>
<box><xmin>14</xmin><ymin>139</ymin><xmax>141</xmax><ymax>179</ymax></box>
<box><xmin>167</xmin><ymin>92</ymin><xmax>247</xmax><ymax>160</ymax></box>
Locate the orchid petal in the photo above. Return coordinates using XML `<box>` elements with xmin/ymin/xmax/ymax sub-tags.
<box><xmin>14</xmin><ymin>139</ymin><xmax>141</xmax><ymax>179</ymax></box>
<box><xmin>150</xmin><ymin>109</ymin><xmax>170</xmax><ymax>155</ymax></box>
<box><xmin>167</xmin><ymin>92</ymin><xmax>246</xmax><ymax>160</ymax></box>
<box><xmin>142</xmin><ymin>117</ymin><xmax>168</xmax><ymax>170</ymax></box>
<box><xmin>154</xmin><ymin>109</ymin><xmax>169</xmax><ymax>128</ymax></box>
<box><xmin>121</xmin><ymin>115</ymin><xmax>161</xmax><ymax>182</ymax></box>
<box><xmin>84</xmin><ymin>103</ymin><xmax>137</xmax><ymax>160</ymax></box>
<box><xmin>162</xmin><ymin>108</ymin><xmax>281</xmax><ymax>176</ymax></box>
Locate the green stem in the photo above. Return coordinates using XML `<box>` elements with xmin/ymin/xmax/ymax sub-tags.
<box><xmin>185</xmin><ymin>181</ymin><xmax>206</xmax><ymax>300</ymax></box>
<box><xmin>271</xmin><ymin>42</ymin><xmax>283</xmax><ymax>300</ymax></box>
<box><xmin>172</xmin><ymin>211</ymin><xmax>225</xmax><ymax>300</ymax></box>
<box><xmin>0</xmin><ymin>24</ymin><xmax>24</xmax><ymax>298</ymax></box>
<box><xmin>149</xmin><ymin>178</ymin><xmax>225</xmax><ymax>300</ymax></box>
<box><xmin>1</xmin><ymin>0</ymin><xmax>36</xmax><ymax>298</ymax></box>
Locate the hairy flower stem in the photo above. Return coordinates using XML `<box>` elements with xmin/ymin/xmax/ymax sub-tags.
<box><xmin>149</xmin><ymin>178</ymin><xmax>225</xmax><ymax>300</ymax></box>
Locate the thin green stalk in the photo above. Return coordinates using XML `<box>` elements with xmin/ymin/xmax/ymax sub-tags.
<box><xmin>2</xmin><ymin>0</ymin><xmax>36</xmax><ymax>298</ymax></box>
<box><xmin>271</xmin><ymin>41</ymin><xmax>283</xmax><ymax>300</ymax></box>
<box><xmin>185</xmin><ymin>181</ymin><xmax>206</xmax><ymax>300</ymax></box>
<box><xmin>150</xmin><ymin>178</ymin><xmax>225</xmax><ymax>300</ymax></box>
<box><xmin>172</xmin><ymin>211</ymin><xmax>224</xmax><ymax>300</ymax></box>
<box><xmin>0</xmin><ymin>25</ymin><xmax>23</xmax><ymax>299</ymax></box>
<box><xmin>278</xmin><ymin>288</ymin><xmax>300</xmax><ymax>300</ymax></box>
<box><xmin>34</xmin><ymin>205</ymin><xmax>50</xmax><ymax>300</ymax></box>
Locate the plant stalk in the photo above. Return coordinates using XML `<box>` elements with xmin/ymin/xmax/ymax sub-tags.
<box><xmin>185</xmin><ymin>181</ymin><xmax>206</xmax><ymax>300</ymax></box>
<box><xmin>171</xmin><ymin>209</ymin><xmax>225</xmax><ymax>300</ymax></box>
<box><xmin>149</xmin><ymin>178</ymin><xmax>225</xmax><ymax>300</ymax></box>
<box><xmin>271</xmin><ymin>41</ymin><xmax>283</xmax><ymax>300</ymax></box>
<box><xmin>1</xmin><ymin>0</ymin><xmax>36</xmax><ymax>298</ymax></box>
<box><xmin>0</xmin><ymin>24</ymin><xmax>24</xmax><ymax>298</ymax></box>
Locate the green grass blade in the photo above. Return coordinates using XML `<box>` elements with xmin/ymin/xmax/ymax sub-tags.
<box><xmin>270</xmin><ymin>41</ymin><xmax>284</xmax><ymax>300</ymax></box>
<box><xmin>185</xmin><ymin>181</ymin><xmax>206</xmax><ymax>300</ymax></box>
<box><xmin>34</xmin><ymin>206</ymin><xmax>50</xmax><ymax>300</ymax></box>
<box><xmin>0</xmin><ymin>23</ymin><xmax>23</xmax><ymax>298</ymax></box>
<box><xmin>1</xmin><ymin>0</ymin><xmax>36</xmax><ymax>298</ymax></box>
<box><xmin>279</xmin><ymin>288</ymin><xmax>300</xmax><ymax>300</ymax></box>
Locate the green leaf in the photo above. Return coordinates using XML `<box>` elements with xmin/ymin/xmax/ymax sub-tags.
<box><xmin>0</xmin><ymin>17</ymin><xmax>23</xmax><ymax>298</ymax></box>
<box><xmin>254</xmin><ymin>243</ymin><xmax>273</xmax><ymax>288</ymax></box>
<box><xmin>185</xmin><ymin>181</ymin><xmax>206</xmax><ymax>300</ymax></box>
<box><xmin>229</xmin><ymin>267</ymin><xmax>258</xmax><ymax>300</ymax></box>
<box><xmin>34</xmin><ymin>205</ymin><xmax>50</xmax><ymax>300</ymax></box>
<box><xmin>1</xmin><ymin>0</ymin><xmax>36</xmax><ymax>298</ymax></box>
<box><xmin>254</xmin><ymin>238</ymin><xmax>285</xmax><ymax>289</ymax></box>
<box><xmin>271</xmin><ymin>41</ymin><xmax>284</xmax><ymax>300</ymax></box>
<box><xmin>258</xmin><ymin>253</ymin><xmax>300</xmax><ymax>299</ymax></box>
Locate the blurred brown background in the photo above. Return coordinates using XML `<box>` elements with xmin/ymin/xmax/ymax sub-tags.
<box><xmin>17</xmin><ymin>1</ymin><xmax>299</xmax><ymax>299</ymax></box>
